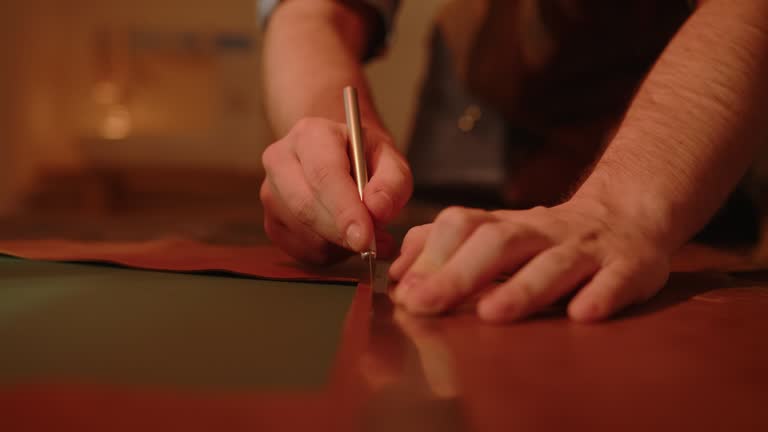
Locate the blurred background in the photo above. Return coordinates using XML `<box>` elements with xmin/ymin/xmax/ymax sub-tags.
<box><xmin>0</xmin><ymin>0</ymin><xmax>443</xmax><ymax>217</ymax></box>
<box><xmin>1</xmin><ymin>0</ymin><xmax>767</xmax><ymax>245</ymax></box>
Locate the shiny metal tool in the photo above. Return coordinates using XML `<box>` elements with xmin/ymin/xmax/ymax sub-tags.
<box><xmin>343</xmin><ymin>86</ymin><xmax>378</xmax><ymax>289</ymax></box>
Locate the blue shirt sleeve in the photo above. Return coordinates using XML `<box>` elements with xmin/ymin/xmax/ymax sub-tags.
<box><xmin>257</xmin><ymin>0</ymin><xmax>399</xmax><ymax>60</ymax></box>
<box><xmin>257</xmin><ymin>0</ymin><xmax>281</xmax><ymax>29</ymax></box>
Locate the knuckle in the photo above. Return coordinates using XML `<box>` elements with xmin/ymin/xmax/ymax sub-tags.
<box><xmin>435</xmin><ymin>206</ymin><xmax>473</xmax><ymax>231</ymax></box>
<box><xmin>546</xmin><ymin>246</ymin><xmax>573</xmax><ymax>264</ymax></box>
<box><xmin>372</xmin><ymin>149</ymin><xmax>412</xmax><ymax>197</ymax></box>
<box><xmin>402</xmin><ymin>224</ymin><xmax>430</xmax><ymax>251</ymax></box>
<box><xmin>393</xmin><ymin>153</ymin><xmax>413</xmax><ymax>183</ymax></box>
<box><xmin>474</xmin><ymin>222</ymin><xmax>501</xmax><ymax>238</ymax></box>
<box><xmin>564</xmin><ymin>245</ymin><xmax>591</xmax><ymax>264</ymax></box>
<box><xmin>391</xmin><ymin>158</ymin><xmax>414</xmax><ymax>195</ymax></box>
<box><xmin>292</xmin><ymin>117</ymin><xmax>343</xmax><ymax>146</ymax></box>
<box><xmin>477</xmin><ymin>223</ymin><xmax>510</xmax><ymax>249</ymax></box>
<box><xmin>261</xmin><ymin>144</ymin><xmax>280</xmax><ymax>172</ymax></box>
<box><xmin>292</xmin><ymin>117</ymin><xmax>320</xmax><ymax>136</ymax></box>
<box><xmin>377</xmin><ymin>167</ymin><xmax>413</xmax><ymax>209</ymax></box>
<box><xmin>560</xmin><ymin>239</ymin><xmax>599</xmax><ymax>266</ymax></box>
<box><xmin>480</xmin><ymin>223</ymin><xmax>520</xmax><ymax>248</ymax></box>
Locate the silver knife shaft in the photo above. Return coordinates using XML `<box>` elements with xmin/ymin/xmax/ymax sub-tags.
<box><xmin>343</xmin><ymin>86</ymin><xmax>377</xmax><ymax>259</ymax></box>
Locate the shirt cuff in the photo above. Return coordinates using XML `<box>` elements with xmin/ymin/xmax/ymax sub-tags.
<box><xmin>257</xmin><ymin>0</ymin><xmax>399</xmax><ymax>61</ymax></box>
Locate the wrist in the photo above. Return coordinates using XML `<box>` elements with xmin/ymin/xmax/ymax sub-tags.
<box><xmin>565</xmin><ymin>184</ymin><xmax>680</xmax><ymax>254</ymax></box>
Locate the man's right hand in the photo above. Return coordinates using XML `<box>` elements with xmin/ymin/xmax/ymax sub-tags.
<box><xmin>260</xmin><ymin>117</ymin><xmax>413</xmax><ymax>264</ymax></box>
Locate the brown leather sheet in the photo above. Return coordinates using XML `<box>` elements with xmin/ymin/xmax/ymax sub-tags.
<box><xmin>0</xmin><ymin>238</ymin><xmax>361</xmax><ymax>283</ymax></box>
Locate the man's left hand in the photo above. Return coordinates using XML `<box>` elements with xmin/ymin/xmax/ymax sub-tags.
<box><xmin>389</xmin><ymin>201</ymin><xmax>671</xmax><ymax>322</ymax></box>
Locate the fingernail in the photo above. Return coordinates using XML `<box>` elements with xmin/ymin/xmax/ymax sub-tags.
<box><xmin>392</xmin><ymin>273</ymin><xmax>424</xmax><ymax>305</ymax></box>
<box><xmin>569</xmin><ymin>301</ymin><xmax>600</xmax><ymax>322</ymax></box>
<box><xmin>346</xmin><ymin>223</ymin><xmax>364</xmax><ymax>251</ymax></box>
<box><xmin>366</xmin><ymin>192</ymin><xmax>393</xmax><ymax>221</ymax></box>
<box><xmin>478</xmin><ymin>300</ymin><xmax>519</xmax><ymax>323</ymax></box>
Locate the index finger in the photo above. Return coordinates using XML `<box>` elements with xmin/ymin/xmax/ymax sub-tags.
<box><xmin>294</xmin><ymin>121</ymin><xmax>374</xmax><ymax>253</ymax></box>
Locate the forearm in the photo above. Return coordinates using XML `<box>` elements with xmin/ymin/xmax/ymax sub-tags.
<box><xmin>573</xmin><ymin>0</ymin><xmax>768</xmax><ymax>251</ymax></box>
<box><xmin>262</xmin><ymin>0</ymin><xmax>386</xmax><ymax>137</ymax></box>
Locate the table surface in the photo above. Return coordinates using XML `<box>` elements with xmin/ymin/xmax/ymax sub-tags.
<box><xmin>1</xmin><ymin>203</ymin><xmax>767</xmax><ymax>431</ymax></box>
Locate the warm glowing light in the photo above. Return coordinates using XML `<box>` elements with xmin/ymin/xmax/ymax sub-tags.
<box><xmin>101</xmin><ymin>106</ymin><xmax>132</xmax><ymax>140</ymax></box>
